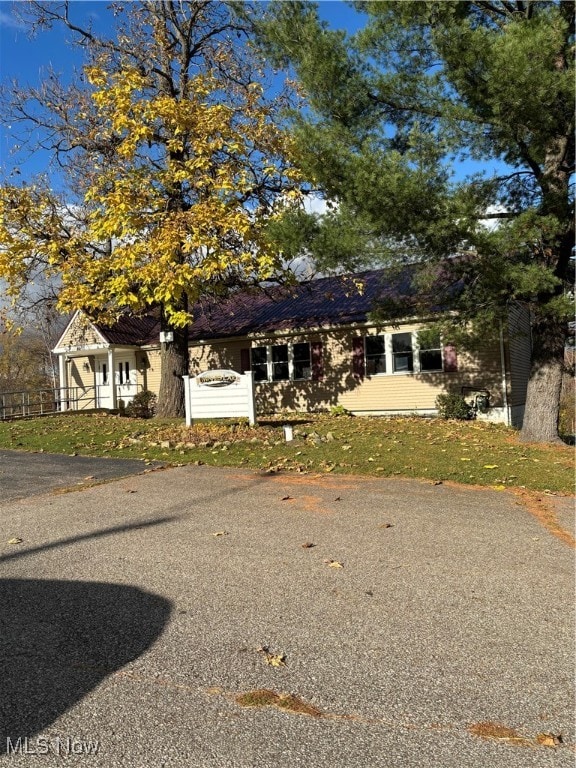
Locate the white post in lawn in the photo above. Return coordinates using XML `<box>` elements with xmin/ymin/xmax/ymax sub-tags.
<box><xmin>183</xmin><ymin>375</ymin><xmax>192</xmax><ymax>427</ymax></box>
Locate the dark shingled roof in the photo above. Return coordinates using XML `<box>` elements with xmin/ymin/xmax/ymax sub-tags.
<box><xmin>96</xmin><ymin>314</ymin><xmax>160</xmax><ymax>346</ymax></box>
<box><xmin>95</xmin><ymin>267</ymin><xmax>417</xmax><ymax>346</ymax></box>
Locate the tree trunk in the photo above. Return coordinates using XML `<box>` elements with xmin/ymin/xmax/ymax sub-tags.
<box><xmin>520</xmin><ymin>315</ymin><xmax>565</xmax><ymax>443</ymax></box>
<box><xmin>156</xmin><ymin>305</ymin><xmax>189</xmax><ymax>419</ymax></box>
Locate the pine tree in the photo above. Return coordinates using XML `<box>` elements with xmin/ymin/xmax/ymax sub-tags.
<box><xmin>260</xmin><ymin>0</ymin><xmax>575</xmax><ymax>442</ymax></box>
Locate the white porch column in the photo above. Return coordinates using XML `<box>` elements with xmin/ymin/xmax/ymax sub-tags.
<box><xmin>107</xmin><ymin>348</ymin><xmax>117</xmax><ymax>409</ymax></box>
<box><xmin>58</xmin><ymin>354</ymin><xmax>69</xmax><ymax>412</ymax></box>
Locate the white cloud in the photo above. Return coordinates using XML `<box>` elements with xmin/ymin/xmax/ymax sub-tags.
<box><xmin>0</xmin><ymin>11</ymin><xmax>25</xmax><ymax>30</ymax></box>
<box><xmin>303</xmin><ymin>194</ymin><xmax>329</xmax><ymax>216</ymax></box>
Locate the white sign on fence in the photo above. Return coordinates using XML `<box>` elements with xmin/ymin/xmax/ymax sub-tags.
<box><xmin>183</xmin><ymin>370</ymin><xmax>256</xmax><ymax>426</ymax></box>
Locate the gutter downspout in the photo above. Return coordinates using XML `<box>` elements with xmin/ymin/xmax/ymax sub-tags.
<box><xmin>499</xmin><ymin>323</ymin><xmax>510</xmax><ymax>426</ymax></box>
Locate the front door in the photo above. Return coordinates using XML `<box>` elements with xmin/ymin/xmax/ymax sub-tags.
<box><xmin>115</xmin><ymin>357</ymin><xmax>137</xmax><ymax>405</ymax></box>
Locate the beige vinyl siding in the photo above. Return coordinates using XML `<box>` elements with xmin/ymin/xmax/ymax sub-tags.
<box><xmin>188</xmin><ymin>325</ymin><xmax>506</xmax><ymax>414</ymax></box>
<box><xmin>185</xmin><ymin>333</ymin><xmax>338</xmax><ymax>413</ymax></box>
<box><xmin>68</xmin><ymin>357</ymin><xmax>95</xmax><ymax>390</ymax></box>
<box><xmin>340</xmin><ymin>327</ymin><xmax>505</xmax><ymax>413</ymax></box>
<box><xmin>253</xmin><ymin>331</ymin><xmax>342</xmax><ymax>413</ymax></box>
<box><xmin>136</xmin><ymin>321</ymin><xmax>507</xmax><ymax>415</ymax></box>
<box><xmin>59</xmin><ymin>314</ymin><xmax>104</xmax><ymax>349</ymax></box>
<box><xmin>189</xmin><ymin>340</ymin><xmax>246</xmax><ymax>374</ymax></box>
<box><xmin>66</xmin><ymin>356</ymin><xmax>97</xmax><ymax>409</ymax></box>
<box><xmin>507</xmin><ymin>306</ymin><xmax>531</xmax><ymax>408</ymax></box>
<box><xmin>140</xmin><ymin>341</ymin><xmax>248</xmax><ymax>398</ymax></box>
<box><xmin>140</xmin><ymin>349</ymin><xmax>162</xmax><ymax>396</ymax></box>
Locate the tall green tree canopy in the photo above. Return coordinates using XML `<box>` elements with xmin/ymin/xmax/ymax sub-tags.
<box><xmin>260</xmin><ymin>0</ymin><xmax>575</xmax><ymax>442</ymax></box>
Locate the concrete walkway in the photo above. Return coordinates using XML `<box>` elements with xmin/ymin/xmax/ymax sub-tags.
<box><xmin>0</xmin><ymin>465</ymin><xmax>573</xmax><ymax>767</ymax></box>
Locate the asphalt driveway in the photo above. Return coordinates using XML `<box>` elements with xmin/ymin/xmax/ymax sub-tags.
<box><xmin>0</xmin><ymin>464</ymin><xmax>573</xmax><ymax>767</ymax></box>
<box><xmin>0</xmin><ymin>449</ymin><xmax>162</xmax><ymax>502</ymax></box>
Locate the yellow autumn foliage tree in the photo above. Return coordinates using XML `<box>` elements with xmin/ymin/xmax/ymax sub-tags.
<box><xmin>0</xmin><ymin>1</ymin><xmax>306</xmax><ymax>416</ymax></box>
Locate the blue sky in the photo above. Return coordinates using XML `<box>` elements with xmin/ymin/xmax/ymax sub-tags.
<box><xmin>0</xmin><ymin>1</ymin><xmax>504</xmax><ymax>185</ymax></box>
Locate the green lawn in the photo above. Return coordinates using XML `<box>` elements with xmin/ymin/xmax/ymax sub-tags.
<box><xmin>0</xmin><ymin>412</ymin><xmax>573</xmax><ymax>495</ymax></box>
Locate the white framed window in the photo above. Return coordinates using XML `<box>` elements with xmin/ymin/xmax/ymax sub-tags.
<box><xmin>362</xmin><ymin>330</ymin><xmax>444</xmax><ymax>376</ymax></box>
<box><xmin>391</xmin><ymin>332</ymin><xmax>414</xmax><ymax>373</ymax></box>
<box><xmin>293</xmin><ymin>342</ymin><xmax>312</xmax><ymax>380</ymax></box>
<box><xmin>271</xmin><ymin>344</ymin><xmax>289</xmax><ymax>381</ymax></box>
<box><xmin>365</xmin><ymin>335</ymin><xmax>386</xmax><ymax>375</ymax></box>
<box><xmin>251</xmin><ymin>346</ymin><xmax>268</xmax><ymax>382</ymax></box>
<box><xmin>417</xmin><ymin>329</ymin><xmax>443</xmax><ymax>372</ymax></box>
<box><xmin>251</xmin><ymin>342</ymin><xmax>312</xmax><ymax>382</ymax></box>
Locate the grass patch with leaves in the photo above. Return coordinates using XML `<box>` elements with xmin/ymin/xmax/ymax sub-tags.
<box><xmin>0</xmin><ymin>412</ymin><xmax>573</xmax><ymax>494</ymax></box>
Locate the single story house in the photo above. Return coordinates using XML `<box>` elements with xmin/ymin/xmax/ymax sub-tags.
<box><xmin>52</xmin><ymin>268</ymin><xmax>531</xmax><ymax>425</ymax></box>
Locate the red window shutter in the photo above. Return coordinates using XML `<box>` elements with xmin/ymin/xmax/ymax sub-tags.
<box><xmin>352</xmin><ymin>336</ymin><xmax>365</xmax><ymax>379</ymax></box>
<box><xmin>240</xmin><ymin>348</ymin><xmax>251</xmax><ymax>374</ymax></box>
<box><xmin>443</xmin><ymin>344</ymin><xmax>458</xmax><ymax>372</ymax></box>
<box><xmin>311</xmin><ymin>341</ymin><xmax>324</xmax><ymax>381</ymax></box>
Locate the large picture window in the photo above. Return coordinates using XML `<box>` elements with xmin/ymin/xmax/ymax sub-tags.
<box><xmin>360</xmin><ymin>329</ymin><xmax>448</xmax><ymax>376</ymax></box>
<box><xmin>251</xmin><ymin>342</ymin><xmax>313</xmax><ymax>382</ymax></box>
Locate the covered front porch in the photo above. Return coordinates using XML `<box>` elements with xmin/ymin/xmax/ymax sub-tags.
<box><xmin>54</xmin><ymin>347</ymin><xmax>140</xmax><ymax>412</ymax></box>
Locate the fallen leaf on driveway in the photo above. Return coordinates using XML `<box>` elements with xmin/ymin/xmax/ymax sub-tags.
<box><xmin>324</xmin><ymin>559</ymin><xmax>344</xmax><ymax>568</ymax></box>
<box><xmin>281</xmin><ymin>495</ymin><xmax>294</xmax><ymax>501</ymax></box>
<box><xmin>257</xmin><ymin>647</ymin><xmax>287</xmax><ymax>667</ymax></box>
<box><xmin>468</xmin><ymin>721</ymin><xmax>530</xmax><ymax>745</ymax></box>
<box><xmin>378</xmin><ymin>523</ymin><xmax>394</xmax><ymax>529</ymax></box>
<box><xmin>301</xmin><ymin>542</ymin><xmax>316</xmax><ymax>549</ymax></box>
<box><xmin>7</xmin><ymin>537</ymin><xmax>23</xmax><ymax>545</ymax></box>
<box><xmin>212</xmin><ymin>531</ymin><xmax>228</xmax><ymax>537</ymax></box>
<box><xmin>536</xmin><ymin>733</ymin><xmax>563</xmax><ymax>748</ymax></box>
<box><xmin>483</xmin><ymin>464</ymin><xmax>498</xmax><ymax>469</ymax></box>
<box><xmin>334</xmin><ymin>496</ymin><xmax>342</xmax><ymax>501</ymax></box>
